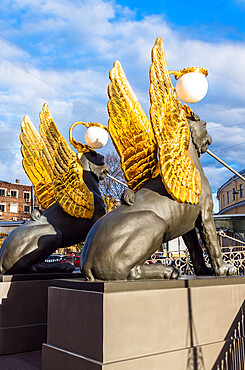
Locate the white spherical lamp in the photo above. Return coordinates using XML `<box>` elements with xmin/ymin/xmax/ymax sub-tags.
<box><xmin>84</xmin><ymin>126</ymin><xmax>108</xmax><ymax>149</ymax></box>
<box><xmin>175</xmin><ymin>68</ymin><xmax>208</xmax><ymax>104</ymax></box>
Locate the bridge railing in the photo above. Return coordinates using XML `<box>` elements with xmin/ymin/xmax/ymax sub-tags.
<box><xmin>146</xmin><ymin>229</ymin><xmax>245</xmax><ymax>275</ymax></box>
<box><xmin>146</xmin><ymin>244</ymin><xmax>245</xmax><ymax>276</ymax></box>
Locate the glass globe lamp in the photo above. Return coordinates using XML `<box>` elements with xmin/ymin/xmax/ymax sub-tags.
<box><xmin>170</xmin><ymin>67</ymin><xmax>208</xmax><ymax>103</ymax></box>
<box><xmin>85</xmin><ymin>126</ymin><xmax>108</xmax><ymax>149</ymax></box>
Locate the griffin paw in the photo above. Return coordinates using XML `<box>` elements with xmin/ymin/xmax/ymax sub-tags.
<box><xmin>216</xmin><ymin>263</ymin><xmax>237</xmax><ymax>276</ymax></box>
<box><xmin>163</xmin><ymin>266</ymin><xmax>181</xmax><ymax>279</ymax></box>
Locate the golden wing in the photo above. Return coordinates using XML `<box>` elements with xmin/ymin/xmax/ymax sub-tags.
<box><xmin>108</xmin><ymin>61</ymin><xmax>158</xmax><ymax>191</ymax></box>
<box><xmin>20</xmin><ymin>115</ymin><xmax>55</xmax><ymax>209</ymax></box>
<box><xmin>39</xmin><ymin>104</ymin><xmax>94</xmax><ymax>218</ymax></box>
<box><xmin>149</xmin><ymin>38</ymin><xmax>201</xmax><ymax>204</ymax></box>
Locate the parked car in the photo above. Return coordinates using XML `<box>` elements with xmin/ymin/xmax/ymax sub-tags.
<box><xmin>44</xmin><ymin>254</ymin><xmax>64</xmax><ymax>263</ymax></box>
<box><xmin>59</xmin><ymin>254</ymin><xmax>80</xmax><ymax>267</ymax></box>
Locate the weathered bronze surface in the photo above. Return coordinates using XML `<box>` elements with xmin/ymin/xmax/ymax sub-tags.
<box><xmin>0</xmin><ymin>105</ymin><xmax>110</xmax><ymax>274</ymax></box>
<box><xmin>0</xmin><ymin>37</ymin><xmax>237</xmax><ymax>280</ymax></box>
<box><xmin>81</xmin><ymin>114</ymin><xmax>236</xmax><ymax>280</ymax></box>
<box><xmin>81</xmin><ymin>37</ymin><xmax>236</xmax><ymax>281</ymax></box>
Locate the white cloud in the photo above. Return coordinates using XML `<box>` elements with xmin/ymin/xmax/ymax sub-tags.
<box><xmin>0</xmin><ymin>0</ymin><xmax>244</xmax><ymax>194</ymax></box>
<box><xmin>203</xmin><ymin>165</ymin><xmax>232</xmax><ymax>190</ymax></box>
<box><xmin>212</xmin><ymin>193</ymin><xmax>219</xmax><ymax>214</ymax></box>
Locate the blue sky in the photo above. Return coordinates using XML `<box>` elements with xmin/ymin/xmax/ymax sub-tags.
<box><xmin>0</xmin><ymin>0</ymin><xmax>245</xmax><ymax>212</ymax></box>
<box><xmin>120</xmin><ymin>0</ymin><xmax>245</xmax><ymax>39</ymax></box>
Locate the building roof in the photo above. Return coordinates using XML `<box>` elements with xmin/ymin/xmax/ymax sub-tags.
<box><xmin>0</xmin><ymin>179</ymin><xmax>31</xmax><ymax>187</ymax></box>
<box><xmin>218</xmin><ymin>169</ymin><xmax>245</xmax><ymax>193</ymax></box>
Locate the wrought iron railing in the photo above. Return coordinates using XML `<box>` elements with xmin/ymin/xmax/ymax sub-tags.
<box><xmin>146</xmin><ymin>250</ymin><xmax>195</xmax><ymax>275</ymax></box>
<box><xmin>146</xmin><ymin>230</ymin><xmax>245</xmax><ymax>276</ymax></box>
<box><xmin>146</xmin><ymin>248</ymin><xmax>245</xmax><ymax>276</ymax></box>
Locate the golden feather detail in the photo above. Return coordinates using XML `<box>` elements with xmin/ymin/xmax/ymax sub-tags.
<box><xmin>20</xmin><ymin>116</ymin><xmax>55</xmax><ymax>209</ymax></box>
<box><xmin>149</xmin><ymin>37</ymin><xmax>201</xmax><ymax>204</ymax></box>
<box><xmin>39</xmin><ymin>104</ymin><xmax>94</xmax><ymax>218</ymax></box>
<box><xmin>108</xmin><ymin>61</ymin><xmax>158</xmax><ymax>191</ymax></box>
<box><xmin>107</xmin><ymin>38</ymin><xmax>201</xmax><ymax>204</ymax></box>
<box><xmin>20</xmin><ymin>104</ymin><xmax>95</xmax><ymax>218</ymax></box>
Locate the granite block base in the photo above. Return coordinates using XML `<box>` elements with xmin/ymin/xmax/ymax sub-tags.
<box><xmin>42</xmin><ymin>276</ymin><xmax>245</xmax><ymax>369</ymax></box>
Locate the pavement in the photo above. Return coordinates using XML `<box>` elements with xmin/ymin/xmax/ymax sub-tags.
<box><xmin>0</xmin><ymin>350</ymin><xmax>42</xmax><ymax>369</ymax></box>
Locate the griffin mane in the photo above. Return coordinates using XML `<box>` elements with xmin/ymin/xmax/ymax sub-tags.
<box><xmin>188</xmin><ymin>116</ymin><xmax>205</xmax><ymax>157</ymax></box>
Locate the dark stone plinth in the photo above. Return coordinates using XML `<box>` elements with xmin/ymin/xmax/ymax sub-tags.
<box><xmin>42</xmin><ymin>276</ymin><xmax>245</xmax><ymax>369</ymax></box>
<box><xmin>0</xmin><ymin>272</ymin><xmax>82</xmax><ymax>355</ymax></box>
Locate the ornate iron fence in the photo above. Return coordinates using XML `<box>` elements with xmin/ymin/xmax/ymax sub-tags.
<box><xmin>146</xmin><ymin>230</ymin><xmax>245</xmax><ymax>276</ymax></box>
<box><xmin>146</xmin><ymin>249</ymin><xmax>245</xmax><ymax>276</ymax></box>
<box><xmin>146</xmin><ymin>250</ymin><xmax>195</xmax><ymax>275</ymax></box>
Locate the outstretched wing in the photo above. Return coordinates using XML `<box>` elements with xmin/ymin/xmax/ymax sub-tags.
<box><xmin>108</xmin><ymin>61</ymin><xmax>158</xmax><ymax>191</ymax></box>
<box><xmin>149</xmin><ymin>37</ymin><xmax>201</xmax><ymax>204</ymax></box>
<box><xmin>20</xmin><ymin>116</ymin><xmax>55</xmax><ymax>209</ymax></box>
<box><xmin>39</xmin><ymin>104</ymin><xmax>94</xmax><ymax>218</ymax></box>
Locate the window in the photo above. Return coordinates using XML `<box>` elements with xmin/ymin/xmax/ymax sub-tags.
<box><xmin>10</xmin><ymin>204</ymin><xmax>18</xmax><ymax>213</ymax></box>
<box><xmin>0</xmin><ymin>204</ymin><xmax>6</xmax><ymax>212</ymax></box>
<box><xmin>222</xmin><ymin>194</ymin><xmax>225</xmax><ymax>207</ymax></box>
<box><xmin>11</xmin><ymin>190</ymin><xmax>18</xmax><ymax>198</ymax></box>
<box><xmin>0</xmin><ymin>189</ymin><xmax>6</xmax><ymax>197</ymax></box>
<box><xmin>240</xmin><ymin>184</ymin><xmax>243</xmax><ymax>198</ymax></box>
<box><xmin>24</xmin><ymin>205</ymin><xmax>30</xmax><ymax>214</ymax></box>
<box><xmin>233</xmin><ymin>188</ymin><xmax>235</xmax><ymax>201</ymax></box>
<box><xmin>227</xmin><ymin>191</ymin><xmax>229</xmax><ymax>204</ymax></box>
<box><xmin>23</xmin><ymin>191</ymin><xmax>30</xmax><ymax>200</ymax></box>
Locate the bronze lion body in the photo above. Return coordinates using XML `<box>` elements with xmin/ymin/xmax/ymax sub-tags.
<box><xmin>81</xmin><ymin>117</ymin><xmax>236</xmax><ymax>280</ymax></box>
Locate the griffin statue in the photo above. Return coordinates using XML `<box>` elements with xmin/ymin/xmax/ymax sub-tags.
<box><xmin>0</xmin><ymin>104</ymin><xmax>110</xmax><ymax>274</ymax></box>
<box><xmin>0</xmin><ymin>37</ymin><xmax>237</xmax><ymax>279</ymax></box>
<box><xmin>81</xmin><ymin>37</ymin><xmax>237</xmax><ymax>280</ymax></box>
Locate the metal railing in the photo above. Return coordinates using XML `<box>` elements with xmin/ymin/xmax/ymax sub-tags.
<box><xmin>146</xmin><ymin>248</ymin><xmax>245</xmax><ymax>276</ymax></box>
<box><xmin>145</xmin><ymin>250</ymin><xmax>195</xmax><ymax>275</ymax></box>
<box><xmin>146</xmin><ymin>230</ymin><xmax>245</xmax><ymax>276</ymax></box>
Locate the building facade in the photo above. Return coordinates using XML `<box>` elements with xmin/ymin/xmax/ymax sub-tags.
<box><xmin>0</xmin><ymin>179</ymin><xmax>39</xmax><ymax>221</ymax></box>
<box><xmin>217</xmin><ymin>169</ymin><xmax>245</xmax><ymax>214</ymax></box>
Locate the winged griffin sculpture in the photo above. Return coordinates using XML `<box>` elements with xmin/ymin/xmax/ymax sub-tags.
<box><xmin>81</xmin><ymin>37</ymin><xmax>237</xmax><ymax>280</ymax></box>
<box><xmin>0</xmin><ymin>104</ymin><xmax>110</xmax><ymax>274</ymax></box>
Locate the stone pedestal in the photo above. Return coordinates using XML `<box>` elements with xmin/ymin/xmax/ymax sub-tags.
<box><xmin>42</xmin><ymin>276</ymin><xmax>245</xmax><ymax>369</ymax></box>
<box><xmin>0</xmin><ymin>272</ymin><xmax>81</xmax><ymax>354</ymax></box>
